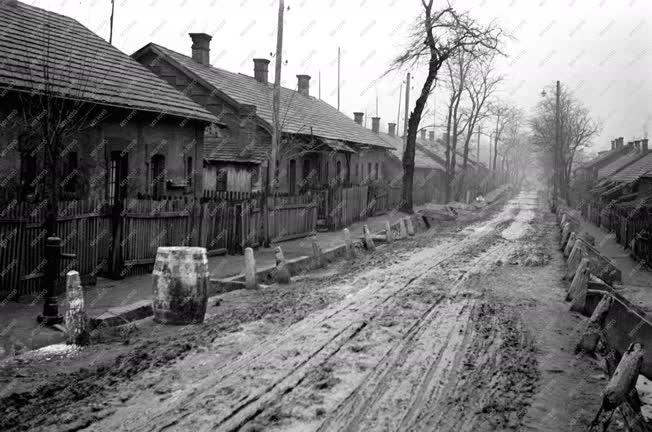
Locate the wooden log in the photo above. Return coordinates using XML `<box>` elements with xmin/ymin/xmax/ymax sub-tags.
<box><xmin>64</xmin><ymin>270</ymin><xmax>89</xmax><ymax>346</ymax></box>
<box><xmin>405</xmin><ymin>217</ymin><xmax>415</xmax><ymax>236</ymax></box>
<box><xmin>563</xmin><ymin>232</ymin><xmax>576</xmax><ymax>257</ymax></box>
<box><xmin>576</xmin><ymin>294</ymin><xmax>612</xmax><ymax>356</ymax></box>
<box><xmin>603</xmin><ymin>343</ymin><xmax>644</xmax><ymax>411</ymax></box>
<box><xmin>384</xmin><ymin>221</ymin><xmax>394</xmax><ymax>243</ymax></box>
<box><xmin>343</xmin><ymin>228</ymin><xmax>354</xmax><ymax>259</ymax></box>
<box><xmin>567</xmin><ymin>258</ymin><xmax>590</xmax><ymax>301</ymax></box>
<box><xmin>274</xmin><ymin>246</ymin><xmax>290</xmax><ymax>284</ymax></box>
<box><xmin>565</xmin><ymin>239</ymin><xmax>583</xmax><ymax>280</ymax></box>
<box><xmin>363</xmin><ymin>225</ymin><xmax>376</xmax><ymax>251</ymax></box>
<box><xmin>244</xmin><ymin>247</ymin><xmax>257</xmax><ymax>289</ymax></box>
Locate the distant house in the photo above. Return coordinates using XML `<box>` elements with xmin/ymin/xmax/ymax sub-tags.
<box><xmin>591</xmin><ymin>139</ymin><xmax>650</xmax><ymax>200</ymax></box>
<box><xmin>0</xmin><ymin>1</ymin><xmax>217</xmax><ymax>205</ymax></box>
<box><xmin>374</xmin><ymin>122</ymin><xmax>446</xmax><ymax>203</ymax></box>
<box><xmin>132</xmin><ymin>34</ymin><xmax>393</xmax><ymax>195</ymax></box>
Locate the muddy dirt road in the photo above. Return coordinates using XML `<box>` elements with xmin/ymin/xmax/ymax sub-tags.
<box><xmin>2</xmin><ymin>191</ymin><xmax>612</xmax><ymax>431</ymax></box>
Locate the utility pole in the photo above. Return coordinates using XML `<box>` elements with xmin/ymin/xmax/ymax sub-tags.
<box><xmin>553</xmin><ymin>80</ymin><xmax>560</xmax><ymax>210</ymax></box>
<box><xmin>337</xmin><ymin>47</ymin><xmax>341</xmax><ymax>111</ymax></box>
<box><xmin>403</xmin><ymin>72</ymin><xmax>410</xmax><ymax>151</ymax></box>
<box><xmin>265</xmin><ymin>0</ymin><xmax>284</xmax><ymax>246</ymax></box>
<box><xmin>396</xmin><ymin>82</ymin><xmax>403</xmax><ymax>136</ymax></box>
<box><xmin>109</xmin><ymin>0</ymin><xmax>115</xmax><ymax>44</ymax></box>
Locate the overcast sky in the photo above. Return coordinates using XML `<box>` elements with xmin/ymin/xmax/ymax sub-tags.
<box><xmin>28</xmin><ymin>0</ymin><xmax>652</xmax><ymax>156</ymax></box>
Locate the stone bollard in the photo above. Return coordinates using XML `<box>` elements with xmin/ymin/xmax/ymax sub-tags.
<box><xmin>363</xmin><ymin>225</ymin><xmax>376</xmax><ymax>251</ymax></box>
<box><xmin>560</xmin><ymin>213</ymin><xmax>567</xmax><ymax>228</ymax></box>
<box><xmin>385</xmin><ymin>221</ymin><xmax>394</xmax><ymax>243</ymax></box>
<box><xmin>244</xmin><ymin>247</ymin><xmax>257</xmax><ymax>289</ymax></box>
<box><xmin>312</xmin><ymin>240</ymin><xmax>325</xmax><ymax>268</ymax></box>
<box><xmin>405</xmin><ymin>217</ymin><xmax>415</xmax><ymax>236</ymax></box>
<box><xmin>563</xmin><ymin>232</ymin><xmax>576</xmax><ymax>257</ymax></box>
<box><xmin>274</xmin><ymin>246</ymin><xmax>290</xmax><ymax>284</ymax></box>
<box><xmin>152</xmin><ymin>247</ymin><xmax>209</xmax><ymax>324</ymax></box>
<box><xmin>64</xmin><ymin>270</ymin><xmax>89</xmax><ymax>345</ymax></box>
<box><xmin>560</xmin><ymin>222</ymin><xmax>571</xmax><ymax>249</ymax></box>
<box><xmin>565</xmin><ymin>239</ymin><xmax>583</xmax><ymax>280</ymax></box>
<box><xmin>343</xmin><ymin>228</ymin><xmax>354</xmax><ymax>259</ymax></box>
<box><xmin>398</xmin><ymin>218</ymin><xmax>407</xmax><ymax>239</ymax></box>
<box><xmin>567</xmin><ymin>258</ymin><xmax>590</xmax><ymax>301</ymax></box>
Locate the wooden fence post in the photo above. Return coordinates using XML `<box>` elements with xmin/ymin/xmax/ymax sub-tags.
<box><xmin>385</xmin><ymin>221</ymin><xmax>393</xmax><ymax>243</ymax></box>
<box><xmin>363</xmin><ymin>225</ymin><xmax>375</xmax><ymax>251</ymax></box>
<box><xmin>64</xmin><ymin>270</ymin><xmax>89</xmax><ymax>345</ymax></box>
<box><xmin>563</xmin><ymin>232</ymin><xmax>576</xmax><ymax>257</ymax></box>
<box><xmin>244</xmin><ymin>247</ymin><xmax>257</xmax><ymax>289</ymax></box>
<box><xmin>567</xmin><ymin>258</ymin><xmax>590</xmax><ymax>301</ymax></box>
<box><xmin>576</xmin><ymin>294</ymin><xmax>612</xmax><ymax>356</ymax></box>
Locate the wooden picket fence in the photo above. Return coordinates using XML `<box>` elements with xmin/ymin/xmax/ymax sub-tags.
<box><xmin>583</xmin><ymin>199</ymin><xmax>652</xmax><ymax>266</ymax></box>
<box><xmin>0</xmin><ymin>199</ymin><xmax>111</xmax><ymax>297</ymax></box>
<box><xmin>268</xmin><ymin>195</ymin><xmax>317</xmax><ymax>242</ymax></box>
<box><xmin>321</xmin><ymin>185</ymin><xmax>369</xmax><ymax>230</ymax></box>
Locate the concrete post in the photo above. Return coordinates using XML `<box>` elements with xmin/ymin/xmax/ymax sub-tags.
<box><xmin>560</xmin><ymin>213</ymin><xmax>567</xmax><ymax>228</ymax></box>
<box><xmin>398</xmin><ymin>218</ymin><xmax>407</xmax><ymax>239</ymax></box>
<box><xmin>343</xmin><ymin>228</ymin><xmax>354</xmax><ymax>258</ymax></box>
<box><xmin>363</xmin><ymin>225</ymin><xmax>376</xmax><ymax>251</ymax></box>
<box><xmin>274</xmin><ymin>246</ymin><xmax>290</xmax><ymax>284</ymax></box>
<box><xmin>244</xmin><ymin>247</ymin><xmax>257</xmax><ymax>289</ymax></box>
<box><xmin>64</xmin><ymin>270</ymin><xmax>89</xmax><ymax>345</ymax></box>
<box><xmin>567</xmin><ymin>258</ymin><xmax>590</xmax><ymax>301</ymax></box>
<box><xmin>563</xmin><ymin>232</ymin><xmax>576</xmax><ymax>257</ymax></box>
<box><xmin>312</xmin><ymin>240</ymin><xmax>325</xmax><ymax>268</ymax></box>
<box><xmin>405</xmin><ymin>217</ymin><xmax>415</xmax><ymax>236</ymax></box>
<box><xmin>565</xmin><ymin>239</ymin><xmax>583</xmax><ymax>280</ymax></box>
<box><xmin>561</xmin><ymin>222</ymin><xmax>571</xmax><ymax>249</ymax></box>
<box><xmin>385</xmin><ymin>221</ymin><xmax>393</xmax><ymax>243</ymax></box>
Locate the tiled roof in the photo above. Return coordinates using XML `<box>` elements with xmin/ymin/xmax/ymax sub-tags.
<box><xmin>597</xmin><ymin>150</ymin><xmax>645</xmax><ymax>179</ymax></box>
<box><xmin>0</xmin><ymin>2</ymin><xmax>216</xmax><ymax>122</ymax></box>
<box><xmin>138</xmin><ymin>43</ymin><xmax>393</xmax><ymax>150</ymax></box>
<box><xmin>377</xmin><ymin>132</ymin><xmax>445</xmax><ymax>170</ymax></box>
<box><xmin>579</xmin><ymin>147</ymin><xmax>624</xmax><ymax>170</ymax></box>
<box><xmin>608</xmin><ymin>152</ymin><xmax>652</xmax><ymax>183</ymax></box>
<box><xmin>204</xmin><ymin>134</ymin><xmax>268</xmax><ymax>163</ymax></box>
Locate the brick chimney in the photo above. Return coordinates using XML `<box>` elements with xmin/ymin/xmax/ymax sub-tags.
<box><xmin>420</xmin><ymin>129</ymin><xmax>426</xmax><ymax>140</ymax></box>
<box><xmin>617</xmin><ymin>137</ymin><xmax>624</xmax><ymax>149</ymax></box>
<box><xmin>610</xmin><ymin>140</ymin><xmax>615</xmax><ymax>150</ymax></box>
<box><xmin>371</xmin><ymin>117</ymin><xmax>380</xmax><ymax>133</ymax></box>
<box><xmin>429</xmin><ymin>131</ymin><xmax>434</xmax><ymax>142</ymax></box>
<box><xmin>189</xmin><ymin>33</ymin><xmax>211</xmax><ymax>66</ymax></box>
<box><xmin>353</xmin><ymin>112</ymin><xmax>364</xmax><ymax>125</ymax></box>
<box><xmin>388</xmin><ymin>123</ymin><xmax>396</xmax><ymax>137</ymax></box>
<box><xmin>634</xmin><ymin>140</ymin><xmax>641</xmax><ymax>151</ymax></box>
<box><xmin>297</xmin><ymin>75</ymin><xmax>311</xmax><ymax>96</ymax></box>
<box><xmin>253</xmin><ymin>59</ymin><xmax>270</xmax><ymax>84</ymax></box>
<box><xmin>643</xmin><ymin>139</ymin><xmax>649</xmax><ymax>152</ymax></box>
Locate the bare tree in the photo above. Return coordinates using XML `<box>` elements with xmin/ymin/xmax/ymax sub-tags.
<box><xmin>388</xmin><ymin>0</ymin><xmax>503</xmax><ymax>212</ymax></box>
<box><xmin>8</xmin><ymin>22</ymin><xmax>101</xmax><ymax>236</ymax></box>
<box><xmin>530</xmin><ymin>84</ymin><xmax>601</xmax><ymax>202</ymax></box>
<box><xmin>488</xmin><ymin>101</ymin><xmax>516</xmax><ymax>172</ymax></box>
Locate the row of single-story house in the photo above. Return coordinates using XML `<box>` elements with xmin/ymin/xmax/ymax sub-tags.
<box><xmin>0</xmin><ymin>0</ymin><xmax>477</xmax><ymax>209</ymax></box>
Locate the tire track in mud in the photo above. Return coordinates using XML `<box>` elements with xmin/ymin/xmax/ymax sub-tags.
<box><xmin>92</xmin><ymin>193</ymin><xmax>534</xmax><ymax>432</ymax></box>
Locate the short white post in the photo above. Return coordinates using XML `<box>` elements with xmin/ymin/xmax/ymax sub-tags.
<box><xmin>385</xmin><ymin>221</ymin><xmax>393</xmax><ymax>243</ymax></box>
<box><xmin>274</xmin><ymin>246</ymin><xmax>290</xmax><ymax>284</ymax></box>
<box><xmin>65</xmin><ymin>270</ymin><xmax>89</xmax><ymax>345</ymax></box>
<box><xmin>565</xmin><ymin>239</ymin><xmax>583</xmax><ymax>280</ymax></box>
<box><xmin>567</xmin><ymin>258</ymin><xmax>590</xmax><ymax>301</ymax></box>
<box><xmin>561</xmin><ymin>222</ymin><xmax>571</xmax><ymax>249</ymax></box>
<box><xmin>343</xmin><ymin>228</ymin><xmax>354</xmax><ymax>258</ymax></box>
<box><xmin>398</xmin><ymin>218</ymin><xmax>407</xmax><ymax>239</ymax></box>
<box><xmin>244</xmin><ymin>247</ymin><xmax>257</xmax><ymax>289</ymax></box>
<box><xmin>363</xmin><ymin>225</ymin><xmax>376</xmax><ymax>251</ymax></box>
<box><xmin>405</xmin><ymin>217</ymin><xmax>415</xmax><ymax>236</ymax></box>
<box><xmin>312</xmin><ymin>240</ymin><xmax>324</xmax><ymax>268</ymax></box>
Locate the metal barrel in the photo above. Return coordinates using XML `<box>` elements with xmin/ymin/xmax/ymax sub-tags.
<box><xmin>152</xmin><ymin>246</ymin><xmax>209</xmax><ymax>325</ymax></box>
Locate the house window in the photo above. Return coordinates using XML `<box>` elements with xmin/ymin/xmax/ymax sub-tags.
<box><xmin>64</xmin><ymin>152</ymin><xmax>78</xmax><ymax>193</ymax></box>
<box><xmin>250</xmin><ymin>166</ymin><xmax>259</xmax><ymax>190</ymax></box>
<box><xmin>216</xmin><ymin>168</ymin><xmax>227</xmax><ymax>191</ymax></box>
<box><xmin>20</xmin><ymin>150</ymin><xmax>37</xmax><ymax>195</ymax></box>
<box><xmin>151</xmin><ymin>154</ymin><xmax>165</xmax><ymax>200</ymax></box>
<box><xmin>355</xmin><ymin>163</ymin><xmax>359</xmax><ymax>180</ymax></box>
<box><xmin>374</xmin><ymin>162</ymin><xmax>379</xmax><ymax>180</ymax></box>
<box><xmin>109</xmin><ymin>151</ymin><xmax>128</xmax><ymax>205</ymax></box>
<box><xmin>368</xmin><ymin>163</ymin><xmax>372</xmax><ymax>182</ymax></box>
<box><xmin>186</xmin><ymin>156</ymin><xmax>193</xmax><ymax>187</ymax></box>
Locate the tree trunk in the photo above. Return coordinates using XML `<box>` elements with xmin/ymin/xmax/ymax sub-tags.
<box><xmin>401</xmin><ymin>54</ymin><xmax>440</xmax><ymax>213</ymax></box>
